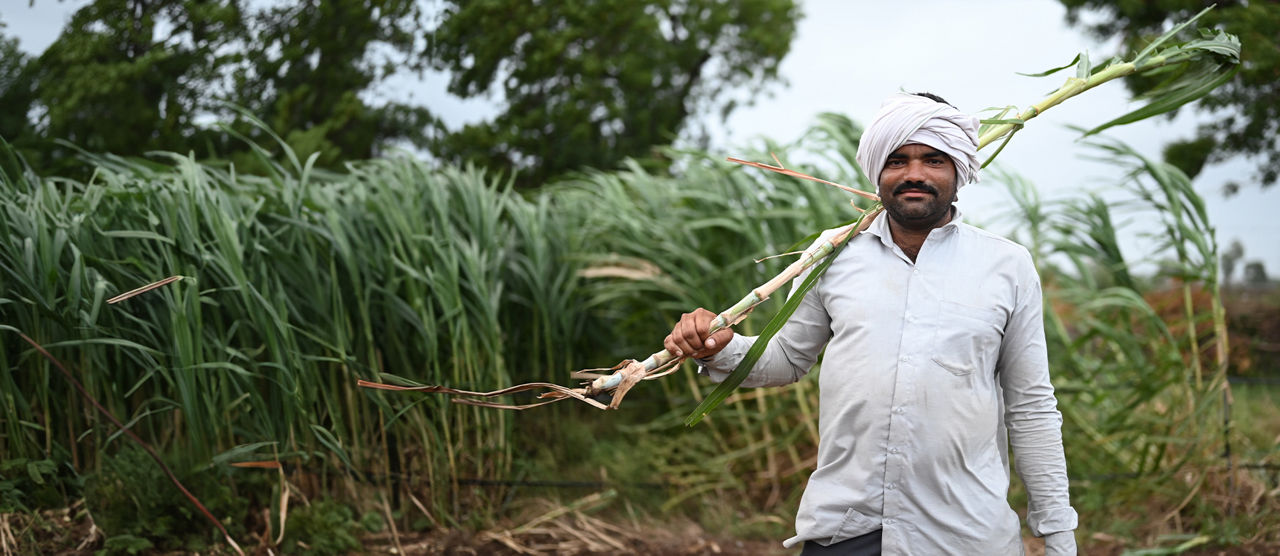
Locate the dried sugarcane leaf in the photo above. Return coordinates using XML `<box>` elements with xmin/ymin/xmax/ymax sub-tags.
<box><xmin>358</xmin><ymin>380</ymin><xmax>609</xmax><ymax>410</ymax></box>
<box><xmin>452</xmin><ymin>397</ymin><xmax>575</xmax><ymax>410</ymax></box>
<box><xmin>721</xmin><ymin>155</ymin><xmax>880</xmax><ymax>201</ymax></box>
<box><xmin>106</xmin><ymin>275</ymin><xmax>184</xmax><ymax>304</ymax></box>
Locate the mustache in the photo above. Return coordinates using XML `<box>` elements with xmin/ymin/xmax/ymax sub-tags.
<box><xmin>892</xmin><ymin>181</ymin><xmax>939</xmax><ymax>196</ymax></box>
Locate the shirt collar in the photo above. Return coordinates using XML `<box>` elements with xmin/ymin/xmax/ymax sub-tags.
<box><xmin>865</xmin><ymin>206</ymin><xmax>964</xmax><ymax>249</ymax></box>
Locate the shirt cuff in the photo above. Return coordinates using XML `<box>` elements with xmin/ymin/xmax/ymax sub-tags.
<box><xmin>1043</xmin><ymin>531</ymin><xmax>1077</xmax><ymax>555</ymax></box>
<box><xmin>1028</xmin><ymin>506</ymin><xmax>1078</xmax><ymax>536</ymax></box>
<box><xmin>694</xmin><ymin>335</ymin><xmax>748</xmax><ymax>380</ymax></box>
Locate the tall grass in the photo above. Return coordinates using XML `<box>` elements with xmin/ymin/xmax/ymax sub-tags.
<box><xmin>0</xmin><ymin>147</ymin><xmax>576</xmax><ymax>522</ymax></box>
<box><xmin>0</xmin><ymin>112</ymin><xmax>1258</xmax><ymax>548</ymax></box>
<box><xmin>0</xmin><ymin>123</ymin><xmax>859</xmax><ymax>531</ymax></box>
<box><xmin>994</xmin><ymin>139</ymin><xmax>1252</xmax><ymax>544</ymax></box>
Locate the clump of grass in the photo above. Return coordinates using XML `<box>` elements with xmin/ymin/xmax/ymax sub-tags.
<box><xmin>0</xmin><ymin>458</ymin><xmax>69</xmax><ymax>514</ymax></box>
<box><xmin>280</xmin><ymin>499</ymin><xmax>362</xmax><ymax>555</ymax></box>
<box><xmin>83</xmin><ymin>446</ymin><xmax>251</xmax><ymax>553</ymax></box>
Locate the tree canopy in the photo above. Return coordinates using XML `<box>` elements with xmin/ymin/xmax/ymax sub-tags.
<box><xmin>227</xmin><ymin>0</ymin><xmax>434</xmax><ymax>167</ymax></box>
<box><xmin>3</xmin><ymin>0</ymin><xmax>241</xmax><ymax>174</ymax></box>
<box><xmin>0</xmin><ymin>23</ymin><xmax>34</xmax><ymax>152</ymax></box>
<box><xmin>428</xmin><ymin>0</ymin><xmax>799</xmax><ymax>187</ymax></box>
<box><xmin>0</xmin><ymin>0</ymin><xmax>799</xmax><ymax>185</ymax></box>
<box><xmin>1056</xmin><ymin>0</ymin><xmax>1280</xmax><ymax>192</ymax></box>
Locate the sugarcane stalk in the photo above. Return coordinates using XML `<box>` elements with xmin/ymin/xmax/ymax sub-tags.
<box><xmin>978</xmin><ymin>58</ymin><xmax>1147</xmax><ymax>151</ymax></box>
<box><xmin>589</xmin><ymin>204</ymin><xmax>882</xmax><ymax>394</ymax></box>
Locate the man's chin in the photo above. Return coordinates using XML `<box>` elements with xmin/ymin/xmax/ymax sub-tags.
<box><xmin>887</xmin><ymin>207</ymin><xmax>933</xmax><ymax>221</ymax></box>
<box><xmin>886</xmin><ymin>205</ymin><xmax>950</xmax><ymax>229</ymax></box>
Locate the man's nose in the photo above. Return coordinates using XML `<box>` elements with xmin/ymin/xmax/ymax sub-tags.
<box><xmin>901</xmin><ymin>160</ymin><xmax>929</xmax><ymax>182</ymax></box>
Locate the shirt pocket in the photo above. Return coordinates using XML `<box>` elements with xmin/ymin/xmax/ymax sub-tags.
<box><xmin>931</xmin><ymin>299</ymin><xmax>1006</xmax><ymax>377</ymax></box>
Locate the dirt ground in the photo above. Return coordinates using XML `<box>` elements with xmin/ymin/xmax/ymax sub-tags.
<box><xmin>8</xmin><ymin>505</ymin><xmax>1280</xmax><ymax>555</ymax></box>
<box><xmin>361</xmin><ymin>532</ymin><xmax>1280</xmax><ymax>556</ymax></box>
<box><xmin>8</xmin><ymin>505</ymin><xmax>786</xmax><ymax>555</ymax></box>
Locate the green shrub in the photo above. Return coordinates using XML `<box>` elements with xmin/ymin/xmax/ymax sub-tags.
<box><xmin>281</xmin><ymin>499</ymin><xmax>362</xmax><ymax>555</ymax></box>
<box><xmin>83</xmin><ymin>446</ymin><xmax>249</xmax><ymax>553</ymax></box>
<box><xmin>0</xmin><ymin>458</ymin><xmax>70</xmax><ymax>512</ymax></box>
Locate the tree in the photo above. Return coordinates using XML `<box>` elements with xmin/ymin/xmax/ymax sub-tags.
<box><xmin>1056</xmin><ymin>0</ymin><xmax>1280</xmax><ymax>192</ymax></box>
<box><xmin>26</xmin><ymin>0</ymin><xmax>243</xmax><ymax>175</ymax></box>
<box><xmin>1221</xmin><ymin>239</ymin><xmax>1244</xmax><ymax>286</ymax></box>
<box><xmin>228</xmin><ymin>0</ymin><xmax>434</xmax><ymax>167</ymax></box>
<box><xmin>9</xmin><ymin>0</ymin><xmax>799</xmax><ymax>183</ymax></box>
<box><xmin>0</xmin><ymin>21</ymin><xmax>36</xmax><ymax>154</ymax></box>
<box><xmin>428</xmin><ymin>0</ymin><xmax>799</xmax><ymax>187</ymax></box>
<box><xmin>0</xmin><ymin>20</ymin><xmax>42</xmax><ymax>175</ymax></box>
<box><xmin>9</xmin><ymin>0</ymin><xmax>433</xmax><ymax>173</ymax></box>
<box><xmin>1244</xmin><ymin>261</ymin><xmax>1270</xmax><ymax>287</ymax></box>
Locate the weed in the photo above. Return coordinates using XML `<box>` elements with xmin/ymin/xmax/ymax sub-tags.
<box><xmin>280</xmin><ymin>499</ymin><xmax>361</xmax><ymax>555</ymax></box>
<box><xmin>83</xmin><ymin>447</ymin><xmax>249</xmax><ymax>552</ymax></box>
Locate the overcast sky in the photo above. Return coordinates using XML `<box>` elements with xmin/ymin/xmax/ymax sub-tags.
<box><xmin>5</xmin><ymin>0</ymin><xmax>1277</xmax><ymax>276</ymax></box>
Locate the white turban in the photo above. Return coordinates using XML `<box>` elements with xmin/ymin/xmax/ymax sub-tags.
<box><xmin>855</xmin><ymin>93</ymin><xmax>982</xmax><ymax>189</ymax></box>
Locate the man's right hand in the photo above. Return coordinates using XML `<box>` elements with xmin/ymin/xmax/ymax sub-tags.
<box><xmin>664</xmin><ymin>308</ymin><xmax>735</xmax><ymax>360</ymax></box>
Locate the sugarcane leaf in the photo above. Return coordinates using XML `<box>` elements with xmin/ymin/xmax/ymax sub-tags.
<box><xmin>310</xmin><ymin>424</ymin><xmax>361</xmax><ymax>477</ymax></box>
<box><xmin>1131</xmin><ymin>5</ymin><xmax>1214</xmax><ymax>64</ymax></box>
<box><xmin>210</xmin><ymin>442</ymin><xmax>279</xmax><ymax>467</ymax></box>
<box><xmin>375</xmin><ymin>372</ymin><xmax>427</xmax><ymax>387</ymax></box>
<box><xmin>980</xmin><ymin>118</ymin><xmax>1027</xmax><ymax>126</ymax></box>
<box><xmin>687</xmin><ymin>217</ymin><xmax>750</xmax><ymax>233</ymax></box>
<box><xmin>40</xmin><ymin>337</ymin><xmax>164</xmax><ymax>355</ymax></box>
<box><xmin>1017</xmin><ymin>53</ymin><xmax>1080</xmax><ymax>77</ymax></box>
<box><xmin>978</xmin><ymin>106</ymin><xmax>1018</xmax><ymax>136</ymax></box>
<box><xmin>1180</xmin><ymin>29</ymin><xmax>1242</xmax><ymax>59</ymax></box>
<box><xmin>1080</xmin><ymin>65</ymin><xmax>1237</xmax><ymax>137</ymax></box>
<box><xmin>1076</xmin><ymin>51</ymin><xmax>1092</xmax><ymax>79</ymax></box>
<box><xmin>981</xmin><ymin>127</ymin><xmax>1020</xmax><ymax>169</ymax></box>
<box><xmin>1138</xmin><ymin>58</ymin><xmax>1216</xmax><ymax>101</ymax></box>
<box><xmin>97</xmin><ymin>229</ymin><xmax>176</xmax><ymax>244</ymax></box>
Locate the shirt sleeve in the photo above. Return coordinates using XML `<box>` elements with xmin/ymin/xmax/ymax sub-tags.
<box><xmin>1044</xmin><ymin>531</ymin><xmax>1078</xmax><ymax>555</ymax></box>
<box><xmin>997</xmin><ymin>253</ymin><xmax>1079</xmax><ymax>539</ymax></box>
<box><xmin>697</xmin><ymin>263</ymin><xmax>834</xmax><ymax>388</ymax></box>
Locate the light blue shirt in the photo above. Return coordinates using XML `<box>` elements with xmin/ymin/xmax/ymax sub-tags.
<box><xmin>699</xmin><ymin>209</ymin><xmax>1078</xmax><ymax>555</ymax></box>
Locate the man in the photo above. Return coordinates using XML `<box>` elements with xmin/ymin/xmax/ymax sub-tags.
<box><xmin>664</xmin><ymin>93</ymin><xmax>1077</xmax><ymax>555</ymax></box>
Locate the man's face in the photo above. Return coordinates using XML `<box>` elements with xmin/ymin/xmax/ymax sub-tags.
<box><xmin>877</xmin><ymin>143</ymin><xmax>958</xmax><ymax>231</ymax></box>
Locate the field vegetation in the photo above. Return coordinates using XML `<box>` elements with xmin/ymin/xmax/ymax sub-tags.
<box><xmin>1</xmin><ymin>112</ymin><xmax>1277</xmax><ymax>554</ymax></box>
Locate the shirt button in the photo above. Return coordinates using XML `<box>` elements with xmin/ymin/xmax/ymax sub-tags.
<box><xmin>890</xmin><ymin>447</ymin><xmax>900</xmax><ymax>454</ymax></box>
<box><xmin>899</xmin><ymin>355</ymin><xmax>909</xmax><ymax>363</ymax></box>
<box><xmin>894</xmin><ymin>407</ymin><xmax>905</xmax><ymax>414</ymax></box>
<box><xmin>886</xmin><ymin>483</ymin><xmax>897</xmax><ymax>490</ymax></box>
<box><xmin>884</xmin><ymin>518</ymin><xmax>896</xmax><ymax>525</ymax></box>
